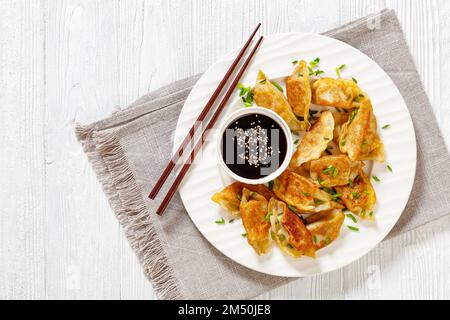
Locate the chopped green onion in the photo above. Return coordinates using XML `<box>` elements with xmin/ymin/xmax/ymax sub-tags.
<box><xmin>372</xmin><ymin>175</ymin><xmax>380</xmax><ymax>182</ymax></box>
<box><xmin>363</xmin><ymin>189</ymin><xmax>371</xmax><ymax>195</ymax></box>
<box><xmin>313</xmin><ymin>235</ymin><xmax>318</xmax><ymax>244</ymax></box>
<box><xmin>294</xmin><ymin>139</ymin><xmax>299</xmax><ymax>144</ymax></box>
<box><xmin>215</xmin><ymin>218</ymin><xmax>225</xmax><ymax>225</ymax></box>
<box><xmin>323</xmin><ymin>165</ymin><xmax>335</xmax><ymax>175</ymax></box>
<box><xmin>259</xmin><ymin>79</ymin><xmax>266</xmax><ymax>84</ymax></box>
<box><xmin>349</xmin><ymin>109</ymin><xmax>358</xmax><ymax>123</ymax></box>
<box><xmin>264</xmin><ymin>212</ymin><xmax>273</xmax><ymax>221</ymax></box>
<box><xmin>335</xmin><ymin>67</ymin><xmax>341</xmax><ymax>78</ymax></box>
<box><xmin>333</xmin><ymin>167</ymin><xmax>339</xmax><ymax>178</ymax></box>
<box><xmin>241</xmin><ymin>233</ymin><xmax>247</xmax><ymax>237</ymax></box>
<box><xmin>229</xmin><ymin>219</ymin><xmax>234</xmax><ymax>223</ymax></box>
<box><xmin>278</xmin><ymin>234</ymin><xmax>286</xmax><ymax>241</ymax></box>
<box><xmin>270</xmin><ymin>231</ymin><xmax>275</xmax><ymax>240</ymax></box>
<box><xmin>346</xmin><ymin>213</ymin><xmax>358</xmax><ymax>223</ymax></box>
<box><xmin>369</xmin><ymin>211</ymin><xmax>374</xmax><ymax>217</ymax></box>
<box><xmin>302</xmin><ymin>192</ymin><xmax>310</xmax><ymax>197</ymax></box>
<box><xmin>382</xmin><ymin>124</ymin><xmax>391</xmax><ymax>130</ymax></box>
<box><xmin>350</xmin><ymin>191</ymin><xmax>361</xmax><ymax>199</ymax></box>
<box><xmin>268</xmin><ymin>180</ymin><xmax>274</xmax><ymax>190</ymax></box>
<box><xmin>387</xmin><ymin>165</ymin><xmax>393</xmax><ymax>173</ymax></box>
<box><xmin>291</xmin><ymin>60</ymin><xmax>298</xmax><ymax>65</ymax></box>
<box><xmin>352</xmin><ymin>77</ymin><xmax>358</xmax><ymax>84</ymax></box>
<box><xmin>340</xmin><ymin>139</ymin><xmax>346</xmax><ymax>146</ymax></box>
<box><xmin>287</xmin><ymin>243</ymin><xmax>294</xmax><ymax>249</ymax></box>
<box><xmin>339</xmin><ymin>64</ymin><xmax>346</xmax><ymax>70</ymax></box>
<box><xmin>271</xmin><ymin>80</ymin><xmax>284</xmax><ymax>92</ymax></box>
<box><xmin>347</xmin><ymin>225</ymin><xmax>359</xmax><ymax>232</ymax></box>
<box><xmin>324</xmin><ymin>237</ymin><xmax>331</xmax><ymax>245</ymax></box>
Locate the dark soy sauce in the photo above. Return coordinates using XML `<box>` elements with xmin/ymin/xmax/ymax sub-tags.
<box><xmin>221</xmin><ymin>113</ymin><xmax>287</xmax><ymax>180</ymax></box>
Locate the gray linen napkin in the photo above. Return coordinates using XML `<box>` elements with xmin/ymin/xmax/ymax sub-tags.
<box><xmin>76</xmin><ymin>9</ymin><xmax>450</xmax><ymax>300</ymax></box>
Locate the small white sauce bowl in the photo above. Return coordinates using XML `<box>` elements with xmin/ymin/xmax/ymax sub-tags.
<box><xmin>216</xmin><ymin>107</ymin><xmax>293</xmax><ymax>185</ymax></box>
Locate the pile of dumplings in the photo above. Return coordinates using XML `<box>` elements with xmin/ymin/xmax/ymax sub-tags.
<box><xmin>212</xmin><ymin>59</ymin><xmax>384</xmax><ymax>258</ymax></box>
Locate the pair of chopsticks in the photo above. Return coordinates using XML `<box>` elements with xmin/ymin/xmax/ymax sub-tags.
<box><xmin>149</xmin><ymin>23</ymin><xmax>264</xmax><ymax>215</ymax></box>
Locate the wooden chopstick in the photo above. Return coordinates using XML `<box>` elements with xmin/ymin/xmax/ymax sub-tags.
<box><xmin>148</xmin><ymin>23</ymin><xmax>261</xmax><ymax>200</ymax></box>
<box><xmin>156</xmin><ymin>36</ymin><xmax>264</xmax><ymax>215</ymax></box>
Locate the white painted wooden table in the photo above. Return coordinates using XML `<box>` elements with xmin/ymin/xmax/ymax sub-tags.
<box><xmin>1</xmin><ymin>0</ymin><xmax>449</xmax><ymax>300</ymax></box>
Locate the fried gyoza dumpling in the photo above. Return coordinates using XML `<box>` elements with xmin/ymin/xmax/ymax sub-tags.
<box><xmin>339</xmin><ymin>99</ymin><xmax>385</xmax><ymax>162</ymax></box>
<box><xmin>312</xmin><ymin>78</ymin><xmax>362</xmax><ymax>109</ymax></box>
<box><xmin>286</xmin><ymin>60</ymin><xmax>311</xmax><ymax>130</ymax></box>
<box><xmin>273</xmin><ymin>170</ymin><xmax>342</xmax><ymax>213</ymax></box>
<box><xmin>240</xmin><ymin>188</ymin><xmax>272</xmax><ymax>255</ymax></box>
<box><xmin>289</xmin><ymin>110</ymin><xmax>334</xmax><ymax>168</ymax></box>
<box><xmin>253</xmin><ymin>70</ymin><xmax>307</xmax><ymax>132</ymax></box>
<box><xmin>335</xmin><ymin>169</ymin><xmax>376</xmax><ymax>219</ymax></box>
<box><xmin>293</xmin><ymin>161</ymin><xmax>311</xmax><ymax>177</ymax></box>
<box><xmin>305</xmin><ymin>209</ymin><xmax>345</xmax><ymax>250</ymax></box>
<box><xmin>268</xmin><ymin>198</ymin><xmax>315</xmax><ymax>258</ymax></box>
<box><xmin>211</xmin><ymin>182</ymin><xmax>274</xmax><ymax>217</ymax></box>
<box><xmin>309</xmin><ymin>155</ymin><xmax>363</xmax><ymax>187</ymax></box>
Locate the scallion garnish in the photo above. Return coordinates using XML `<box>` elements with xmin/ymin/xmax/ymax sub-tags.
<box><xmin>347</xmin><ymin>225</ymin><xmax>359</xmax><ymax>232</ymax></box>
<box><xmin>352</xmin><ymin>77</ymin><xmax>358</xmax><ymax>84</ymax></box>
<box><xmin>382</xmin><ymin>124</ymin><xmax>390</xmax><ymax>130</ymax></box>
<box><xmin>346</xmin><ymin>213</ymin><xmax>358</xmax><ymax>223</ymax></box>
<box><xmin>372</xmin><ymin>175</ymin><xmax>380</xmax><ymax>182</ymax></box>
<box><xmin>291</xmin><ymin>60</ymin><xmax>298</xmax><ymax>65</ymax></box>
<box><xmin>271</xmin><ymin>80</ymin><xmax>283</xmax><ymax>92</ymax></box>
<box><xmin>215</xmin><ymin>218</ymin><xmax>225</xmax><ymax>225</ymax></box>
<box><xmin>387</xmin><ymin>165</ymin><xmax>393</xmax><ymax>173</ymax></box>
<box><xmin>349</xmin><ymin>109</ymin><xmax>358</xmax><ymax>123</ymax></box>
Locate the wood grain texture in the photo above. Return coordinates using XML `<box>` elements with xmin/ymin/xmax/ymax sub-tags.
<box><xmin>0</xmin><ymin>0</ymin><xmax>448</xmax><ymax>299</ymax></box>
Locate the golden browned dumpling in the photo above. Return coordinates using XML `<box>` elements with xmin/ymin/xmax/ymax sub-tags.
<box><xmin>335</xmin><ymin>169</ymin><xmax>376</xmax><ymax>219</ymax></box>
<box><xmin>211</xmin><ymin>182</ymin><xmax>274</xmax><ymax>217</ymax></box>
<box><xmin>293</xmin><ymin>161</ymin><xmax>311</xmax><ymax>177</ymax></box>
<box><xmin>240</xmin><ymin>188</ymin><xmax>272</xmax><ymax>255</ymax></box>
<box><xmin>272</xmin><ymin>170</ymin><xmax>342</xmax><ymax>213</ymax></box>
<box><xmin>339</xmin><ymin>99</ymin><xmax>385</xmax><ymax>162</ymax></box>
<box><xmin>290</xmin><ymin>110</ymin><xmax>334</xmax><ymax>168</ymax></box>
<box><xmin>253</xmin><ymin>70</ymin><xmax>307</xmax><ymax>132</ymax></box>
<box><xmin>286</xmin><ymin>60</ymin><xmax>311</xmax><ymax>130</ymax></box>
<box><xmin>309</xmin><ymin>155</ymin><xmax>363</xmax><ymax>187</ymax></box>
<box><xmin>268</xmin><ymin>198</ymin><xmax>315</xmax><ymax>258</ymax></box>
<box><xmin>305</xmin><ymin>209</ymin><xmax>345</xmax><ymax>250</ymax></box>
<box><xmin>312</xmin><ymin>78</ymin><xmax>362</xmax><ymax>109</ymax></box>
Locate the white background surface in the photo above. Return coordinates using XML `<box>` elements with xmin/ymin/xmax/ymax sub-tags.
<box><xmin>0</xmin><ymin>0</ymin><xmax>449</xmax><ymax>300</ymax></box>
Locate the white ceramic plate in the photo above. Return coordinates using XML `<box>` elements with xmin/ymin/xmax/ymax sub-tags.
<box><xmin>174</xmin><ymin>33</ymin><xmax>416</xmax><ymax>277</ymax></box>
